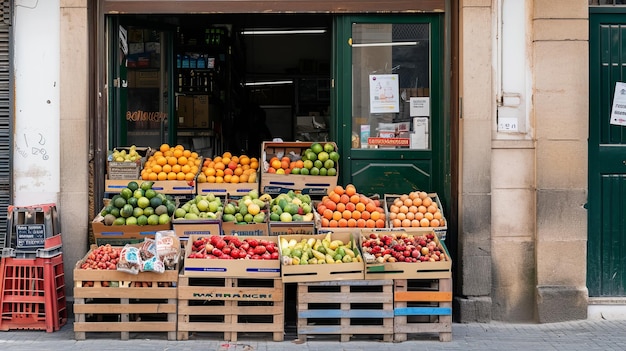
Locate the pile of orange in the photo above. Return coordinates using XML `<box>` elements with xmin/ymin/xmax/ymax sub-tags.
<box><xmin>267</xmin><ymin>156</ymin><xmax>303</xmax><ymax>174</ymax></box>
<box><xmin>197</xmin><ymin>151</ymin><xmax>259</xmax><ymax>184</ymax></box>
<box><xmin>141</xmin><ymin>144</ymin><xmax>201</xmax><ymax>182</ymax></box>
<box><xmin>316</xmin><ymin>184</ymin><xmax>386</xmax><ymax>228</ymax></box>
<box><xmin>388</xmin><ymin>191</ymin><xmax>446</xmax><ymax>228</ymax></box>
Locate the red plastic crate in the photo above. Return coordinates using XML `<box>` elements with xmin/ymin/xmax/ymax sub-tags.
<box><xmin>0</xmin><ymin>254</ymin><xmax>67</xmax><ymax>332</ymax></box>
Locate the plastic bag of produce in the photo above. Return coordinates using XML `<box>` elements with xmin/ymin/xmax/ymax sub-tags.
<box><xmin>156</xmin><ymin>230</ymin><xmax>181</xmax><ymax>270</ymax></box>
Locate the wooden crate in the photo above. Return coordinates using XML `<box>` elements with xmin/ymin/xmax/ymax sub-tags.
<box><xmin>73</xmin><ymin>259</ymin><xmax>179</xmax><ymax>340</ymax></box>
<box><xmin>105</xmin><ymin>179</ymin><xmax>196</xmax><ymax>194</ymax></box>
<box><xmin>393</xmin><ymin>278</ymin><xmax>452</xmax><ymax>342</ymax></box>
<box><xmin>177</xmin><ymin>276</ymin><xmax>284</xmax><ymax>341</ymax></box>
<box><xmin>296</xmin><ymin>279</ymin><xmax>394</xmax><ymax>342</ymax></box>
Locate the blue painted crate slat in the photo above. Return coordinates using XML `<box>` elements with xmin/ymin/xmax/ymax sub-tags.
<box><xmin>394</xmin><ymin>307</ymin><xmax>452</xmax><ymax>316</ymax></box>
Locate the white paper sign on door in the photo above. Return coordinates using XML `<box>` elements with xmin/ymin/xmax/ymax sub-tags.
<box><xmin>610</xmin><ymin>82</ymin><xmax>626</xmax><ymax>126</ymax></box>
<box><xmin>369</xmin><ymin>74</ymin><xmax>400</xmax><ymax>113</ymax></box>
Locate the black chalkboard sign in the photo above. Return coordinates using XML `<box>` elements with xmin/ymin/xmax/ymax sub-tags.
<box><xmin>16</xmin><ymin>224</ymin><xmax>46</xmax><ymax>249</ymax></box>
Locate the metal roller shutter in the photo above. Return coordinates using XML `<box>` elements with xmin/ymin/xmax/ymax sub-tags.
<box><xmin>0</xmin><ymin>0</ymin><xmax>11</xmax><ymax>249</ymax></box>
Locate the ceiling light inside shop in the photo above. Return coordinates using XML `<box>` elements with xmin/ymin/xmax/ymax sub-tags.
<box><xmin>242</xmin><ymin>29</ymin><xmax>327</xmax><ymax>35</ymax></box>
<box><xmin>245</xmin><ymin>80</ymin><xmax>294</xmax><ymax>86</ymax></box>
<box><xmin>351</xmin><ymin>41</ymin><xmax>418</xmax><ymax>47</ymax></box>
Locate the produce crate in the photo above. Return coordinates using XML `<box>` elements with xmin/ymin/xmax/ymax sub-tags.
<box><xmin>105</xmin><ymin>179</ymin><xmax>196</xmax><ymax>194</ymax></box>
<box><xmin>91</xmin><ymin>215</ymin><xmax>171</xmax><ymax>246</ymax></box>
<box><xmin>270</xmin><ymin>221</ymin><xmax>316</xmax><ymax>236</ymax></box>
<box><xmin>177</xmin><ymin>276</ymin><xmax>284</xmax><ymax>341</ymax></box>
<box><xmin>172</xmin><ymin>218</ymin><xmax>221</xmax><ymax>244</ymax></box>
<box><xmin>182</xmin><ymin>235</ymin><xmax>280</xmax><ymax>278</ymax></box>
<box><xmin>0</xmin><ymin>254</ymin><xmax>67</xmax><ymax>332</ymax></box>
<box><xmin>2</xmin><ymin>203</ymin><xmax>61</xmax><ymax>254</ymax></box>
<box><xmin>279</xmin><ymin>233</ymin><xmax>364</xmax><ymax>283</ymax></box>
<box><xmin>197</xmin><ymin>181</ymin><xmax>259</xmax><ymax>198</ymax></box>
<box><xmin>260</xmin><ymin>141</ymin><xmax>338</xmax><ymax>196</ymax></box>
<box><xmin>107</xmin><ymin>146</ymin><xmax>152</xmax><ymax>180</ymax></box>
<box><xmin>72</xmin><ymin>248</ymin><xmax>179</xmax><ymax>340</ymax></box>
<box><xmin>222</xmin><ymin>220</ymin><xmax>269</xmax><ymax>236</ymax></box>
<box><xmin>1</xmin><ymin>233</ymin><xmax>62</xmax><ymax>259</ymax></box>
<box><xmin>384</xmin><ymin>193</ymin><xmax>448</xmax><ymax>240</ymax></box>
<box><xmin>393</xmin><ymin>278</ymin><xmax>452</xmax><ymax>342</ymax></box>
<box><xmin>361</xmin><ymin>229</ymin><xmax>451</xmax><ymax>280</ymax></box>
<box><xmin>296</xmin><ymin>279</ymin><xmax>394</xmax><ymax>342</ymax></box>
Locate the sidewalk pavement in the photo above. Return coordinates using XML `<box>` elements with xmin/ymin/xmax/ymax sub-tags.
<box><xmin>1</xmin><ymin>318</ymin><xmax>625</xmax><ymax>351</ymax></box>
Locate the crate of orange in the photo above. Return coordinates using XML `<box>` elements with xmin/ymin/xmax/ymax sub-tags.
<box><xmin>315</xmin><ymin>184</ymin><xmax>387</xmax><ymax>235</ymax></box>
<box><xmin>384</xmin><ymin>192</ymin><xmax>447</xmax><ymax>240</ymax></box>
<box><xmin>260</xmin><ymin>141</ymin><xmax>339</xmax><ymax>196</ymax></box>
<box><xmin>196</xmin><ymin>151</ymin><xmax>260</xmax><ymax>197</ymax></box>
<box><xmin>106</xmin><ymin>144</ymin><xmax>201</xmax><ymax>194</ymax></box>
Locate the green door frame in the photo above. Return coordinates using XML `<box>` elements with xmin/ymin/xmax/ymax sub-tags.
<box><xmin>332</xmin><ymin>14</ymin><xmax>447</xmax><ymax>197</ymax></box>
<box><xmin>588</xmin><ymin>7</ymin><xmax>626</xmax><ymax>296</ymax></box>
<box><xmin>107</xmin><ymin>16</ymin><xmax>177</xmax><ymax>148</ymax></box>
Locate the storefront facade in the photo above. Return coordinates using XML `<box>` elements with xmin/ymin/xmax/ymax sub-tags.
<box><xmin>9</xmin><ymin>0</ymin><xmax>590</xmax><ymax>323</ymax></box>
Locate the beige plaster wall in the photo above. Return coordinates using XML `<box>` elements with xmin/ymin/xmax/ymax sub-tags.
<box><xmin>59</xmin><ymin>0</ymin><xmax>89</xmax><ymax>301</ymax></box>
<box><xmin>458</xmin><ymin>0</ymin><xmax>589</xmax><ymax>322</ymax></box>
<box><xmin>533</xmin><ymin>0</ymin><xmax>588</xmax><ymax>322</ymax></box>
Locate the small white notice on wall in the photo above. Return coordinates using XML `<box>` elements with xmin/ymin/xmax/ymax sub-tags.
<box><xmin>611</xmin><ymin>82</ymin><xmax>626</xmax><ymax>126</ymax></box>
<box><xmin>410</xmin><ymin>97</ymin><xmax>430</xmax><ymax>117</ymax></box>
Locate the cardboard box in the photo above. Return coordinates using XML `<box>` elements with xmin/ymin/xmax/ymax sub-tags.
<box><xmin>182</xmin><ymin>235</ymin><xmax>280</xmax><ymax>278</ymax></box>
<box><xmin>91</xmin><ymin>215</ymin><xmax>171</xmax><ymax>246</ymax></box>
<box><xmin>105</xmin><ymin>179</ymin><xmax>196</xmax><ymax>194</ymax></box>
<box><xmin>260</xmin><ymin>141</ymin><xmax>338</xmax><ymax>196</ymax></box>
<box><xmin>172</xmin><ymin>218</ymin><xmax>222</xmax><ymax>243</ymax></box>
<box><xmin>384</xmin><ymin>193</ymin><xmax>447</xmax><ymax>240</ymax></box>
<box><xmin>196</xmin><ymin>180</ymin><xmax>259</xmax><ymax>198</ymax></box>
<box><xmin>221</xmin><ymin>221</ymin><xmax>269</xmax><ymax>236</ymax></box>
<box><xmin>359</xmin><ymin>228</ymin><xmax>451</xmax><ymax>280</ymax></box>
<box><xmin>278</xmin><ymin>232</ymin><xmax>364</xmax><ymax>283</ymax></box>
<box><xmin>269</xmin><ymin>221</ymin><xmax>316</xmax><ymax>236</ymax></box>
<box><xmin>193</xmin><ymin>95</ymin><xmax>221</xmax><ymax>128</ymax></box>
<box><xmin>177</xmin><ymin>95</ymin><xmax>195</xmax><ymax>128</ymax></box>
<box><xmin>107</xmin><ymin>146</ymin><xmax>152</xmax><ymax>180</ymax></box>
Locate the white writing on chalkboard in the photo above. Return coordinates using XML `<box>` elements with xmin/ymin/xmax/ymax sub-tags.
<box><xmin>16</xmin><ymin>224</ymin><xmax>46</xmax><ymax>248</ymax></box>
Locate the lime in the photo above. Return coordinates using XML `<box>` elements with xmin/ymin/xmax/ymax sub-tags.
<box><xmin>127</xmin><ymin>181</ymin><xmax>139</xmax><ymax>192</ymax></box>
<box><xmin>314</xmin><ymin>160</ymin><xmax>323</xmax><ymax>169</ymax></box>
<box><xmin>120</xmin><ymin>187</ymin><xmax>133</xmax><ymax>200</ymax></box>
<box><xmin>140</xmin><ymin>181</ymin><xmax>154</xmax><ymax>191</ymax></box>
<box><xmin>113</xmin><ymin>217</ymin><xmax>126</xmax><ymax>226</ymax></box>
<box><xmin>319</xmin><ymin>168</ymin><xmax>327</xmax><ymax>176</ymax></box>
<box><xmin>306</xmin><ymin>151</ymin><xmax>317</xmax><ymax>161</ymax></box>
<box><xmin>136</xmin><ymin>215</ymin><xmax>148</xmax><ymax>226</ymax></box>
<box><xmin>133</xmin><ymin>207</ymin><xmax>144</xmax><ymax>217</ymax></box>
<box><xmin>127</xmin><ymin>197</ymin><xmax>138</xmax><ymax>208</ymax></box>
<box><xmin>121</xmin><ymin>204</ymin><xmax>134</xmax><ymax>218</ymax></box>
<box><xmin>147</xmin><ymin>214</ymin><xmax>160</xmax><ymax>225</ymax></box>
<box><xmin>317</xmin><ymin>151</ymin><xmax>329</xmax><ymax>162</ymax></box>
<box><xmin>270</xmin><ymin>212</ymin><xmax>280</xmax><ymax>221</ymax></box>
<box><xmin>303</xmin><ymin>160</ymin><xmax>313</xmax><ymax>170</ymax></box>
<box><xmin>174</xmin><ymin>208</ymin><xmax>187</xmax><ymax>219</ymax></box>
<box><xmin>327</xmin><ymin>168</ymin><xmax>337</xmax><ymax>176</ymax></box>
<box><xmin>109</xmin><ymin>207</ymin><xmax>120</xmax><ymax>217</ymax></box>
<box><xmin>133</xmin><ymin>189</ymin><xmax>145</xmax><ymax>199</ymax></box>
<box><xmin>329</xmin><ymin>151</ymin><xmax>340</xmax><ymax>162</ymax></box>
<box><xmin>150</xmin><ymin>196</ymin><xmax>163</xmax><ymax>208</ymax></box>
<box><xmin>323</xmin><ymin>143</ymin><xmax>335</xmax><ymax>153</ymax></box>
<box><xmin>143</xmin><ymin>206</ymin><xmax>154</xmax><ymax>216</ymax></box>
<box><xmin>125</xmin><ymin>217</ymin><xmax>138</xmax><ymax>225</ymax></box>
<box><xmin>324</xmin><ymin>159</ymin><xmax>335</xmax><ymax>169</ymax></box>
<box><xmin>113</xmin><ymin>196</ymin><xmax>127</xmax><ymax>209</ymax></box>
<box><xmin>145</xmin><ymin>189</ymin><xmax>157</xmax><ymax>199</ymax></box>
<box><xmin>311</xmin><ymin>142</ymin><xmax>323</xmax><ymax>154</ymax></box>
<box><xmin>300</xmin><ymin>168</ymin><xmax>310</xmax><ymax>175</ymax></box>
<box><xmin>310</xmin><ymin>167</ymin><xmax>320</xmax><ymax>176</ymax></box>
<box><xmin>244</xmin><ymin>213</ymin><xmax>254</xmax><ymax>223</ymax></box>
<box><xmin>158</xmin><ymin>213</ymin><xmax>171</xmax><ymax>225</ymax></box>
<box><xmin>291</xmin><ymin>167</ymin><xmax>301</xmax><ymax>175</ymax></box>
<box><xmin>137</xmin><ymin>197</ymin><xmax>150</xmax><ymax>209</ymax></box>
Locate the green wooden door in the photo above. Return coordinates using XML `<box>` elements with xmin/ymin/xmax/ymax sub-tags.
<box><xmin>333</xmin><ymin>15</ymin><xmax>445</xmax><ymax>198</ymax></box>
<box><xmin>589</xmin><ymin>9</ymin><xmax>626</xmax><ymax>296</ymax></box>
